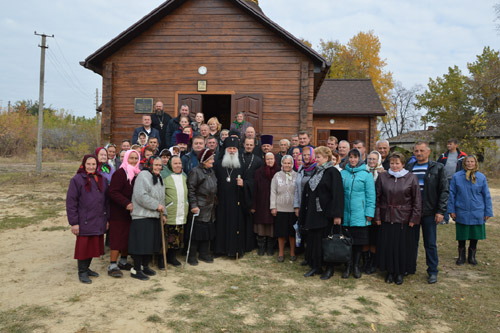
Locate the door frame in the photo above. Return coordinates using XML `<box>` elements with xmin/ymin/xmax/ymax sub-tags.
<box><xmin>174</xmin><ymin>91</ymin><xmax>235</xmax><ymax>117</ymax></box>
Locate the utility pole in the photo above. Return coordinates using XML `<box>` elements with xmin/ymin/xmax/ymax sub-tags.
<box><xmin>34</xmin><ymin>31</ymin><xmax>54</xmax><ymax>175</ymax></box>
<box><xmin>96</xmin><ymin>88</ymin><xmax>101</xmax><ymax>147</ymax></box>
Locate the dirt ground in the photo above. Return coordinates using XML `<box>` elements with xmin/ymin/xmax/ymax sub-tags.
<box><xmin>0</xmin><ymin>161</ymin><xmax>498</xmax><ymax>332</ymax></box>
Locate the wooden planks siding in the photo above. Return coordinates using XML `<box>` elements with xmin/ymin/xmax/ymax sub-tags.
<box><xmin>101</xmin><ymin>0</ymin><xmax>314</xmax><ymax>144</ymax></box>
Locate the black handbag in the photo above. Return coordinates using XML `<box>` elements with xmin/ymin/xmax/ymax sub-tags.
<box><xmin>322</xmin><ymin>225</ymin><xmax>352</xmax><ymax>263</ymax></box>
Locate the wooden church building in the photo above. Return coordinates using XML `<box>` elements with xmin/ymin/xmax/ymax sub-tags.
<box><xmin>82</xmin><ymin>0</ymin><xmax>385</xmax><ymax>149</ymax></box>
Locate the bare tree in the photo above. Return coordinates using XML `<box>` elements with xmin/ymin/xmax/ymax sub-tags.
<box><xmin>495</xmin><ymin>3</ymin><xmax>500</xmax><ymax>32</ymax></box>
<box><xmin>379</xmin><ymin>82</ymin><xmax>422</xmax><ymax>138</ymax></box>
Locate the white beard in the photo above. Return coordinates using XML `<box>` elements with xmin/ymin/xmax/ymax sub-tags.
<box><xmin>221</xmin><ymin>152</ymin><xmax>241</xmax><ymax>169</ymax></box>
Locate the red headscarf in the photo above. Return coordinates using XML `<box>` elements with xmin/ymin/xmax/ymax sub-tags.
<box><xmin>77</xmin><ymin>154</ymin><xmax>103</xmax><ymax>192</ymax></box>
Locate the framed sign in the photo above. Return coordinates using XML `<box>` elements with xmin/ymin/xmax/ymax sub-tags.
<box><xmin>134</xmin><ymin>98</ymin><xmax>153</xmax><ymax>113</ymax></box>
<box><xmin>197</xmin><ymin>80</ymin><xmax>207</xmax><ymax>92</ymax></box>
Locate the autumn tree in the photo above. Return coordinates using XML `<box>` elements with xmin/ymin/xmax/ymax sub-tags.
<box><xmin>318</xmin><ymin>31</ymin><xmax>394</xmax><ymax>111</ymax></box>
<box><xmin>467</xmin><ymin>46</ymin><xmax>500</xmax><ymax>113</ymax></box>
<box><xmin>379</xmin><ymin>82</ymin><xmax>422</xmax><ymax>138</ymax></box>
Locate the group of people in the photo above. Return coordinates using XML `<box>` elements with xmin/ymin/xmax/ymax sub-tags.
<box><xmin>66</xmin><ymin>103</ymin><xmax>493</xmax><ymax>285</ymax></box>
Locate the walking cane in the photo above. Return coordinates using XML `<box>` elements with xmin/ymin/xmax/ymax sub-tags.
<box><xmin>184</xmin><ymin>212</ymin><xmax>200</xmax><ymax>268</ymax></box>
<box><xmin>161</xmin><ymin>202</ymin><xmax>174</xmax><ymax>276</ymax></box>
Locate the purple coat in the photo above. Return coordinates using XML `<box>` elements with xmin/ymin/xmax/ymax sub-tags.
<box><xmin>66</xmin><ymin>173</ymin><xmax>109</xmax><ymax>236</ymax></box>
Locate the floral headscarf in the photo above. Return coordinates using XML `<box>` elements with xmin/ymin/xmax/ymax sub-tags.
<box><xmin>302</xmin><ymin>146</ymin><xmax>317</xmax><ymax>172</ymax></box>
<box><xmin>77</xmin><ymin>154</ymin><xmax>103</xmax><ymax>192</ymax></box>
<box><xmin>144</xmin><ymin>156</ymin><xmax>163</xmax><ymax>186</ymax></box>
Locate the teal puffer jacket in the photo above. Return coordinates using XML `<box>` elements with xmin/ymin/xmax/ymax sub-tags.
<box><xmin>341</xmin><ymin>164</ymin><xmax>376</xmax><ymax>227</ymax></box>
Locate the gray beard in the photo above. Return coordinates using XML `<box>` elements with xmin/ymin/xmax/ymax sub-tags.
<box><xmin>221</xmin><ymin>152</ymin><xmax>241</xmax><ymax>169</ymax></box>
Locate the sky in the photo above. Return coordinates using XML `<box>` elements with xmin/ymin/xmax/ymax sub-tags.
<box><xmin>1</xmin><ymin>0</ymin><xmax>498</xmax><ymax>118</ymax></box>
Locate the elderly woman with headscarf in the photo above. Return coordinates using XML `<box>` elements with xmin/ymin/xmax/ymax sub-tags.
<box><xmin>128</xmin><ymin>156</ymin><xmax>165</xmax><ymax>281</ymax></box>
<box><xmin>186</xmin><ymin>149</ymin><xmax>218</xmax><ymax>265</ymax></box>
<box><xmin>252</xmin><ymin>152</ymin><xmax>280</xmax><ymax>256</ymax></box>
<box><xmin>448</xmin><ymin>155</ymin><xmax>493</xmax><ymax>266</ymax></box>
<box><xmin>270</xmin><ymin>155</ymin><xmax>298</xmax><ymax>262</ymax></box>
<box><xmin>95</xmin><ymin>147</ymin><xmax>115</xmax><ymax>184</ymax></box>
<box><xmin>293</xmin><ymin>146</ymin><xmax>317</xmax><ymax>265</ymax></box>
<box><xmin>66</xmin><ymin>154</ymin><xmax>109</xmax><ymax>284</ymax></box>
<box><xmin>362</xmin><ymin>150</ymin><xmax>386</xmax><ymax>274</ymax></box>
<box><xmin>340</xmin><ymin>148</ymin><xmax>376</xmax><ymax>279</ymax></box>
<box><xmin>299</xmin><ymin>146</ymin><xmax>344</xmax><ymax>280</ymax></box>
<box><xmin>107</xmin><ymin>150</ymin><xmax>141</xmax><ymax>277</ymax></box>
<box><xmin>158</xmin><ymin>155</ymin><xmax>189</xmax><ymax>268</ymax></box>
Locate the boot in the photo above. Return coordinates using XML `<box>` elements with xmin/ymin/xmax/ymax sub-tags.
<box><xmin>188</xmin><ymin>240</ymin><xmax>199</xmax><ymax>266</ymax></box>
<box><xmin>353</xmin><ymin>251</ymin><xmax>362</xmax><ymax>279</ymax></box>
<box><xmin>304</xmin><ymin>268</ymin><xmax>322</xmax><ymax>277</ymax></box>
<box><xmin>86</xmin><ymin>258</ymin><xmax>99</xmax><ymax>277</ymax></box>
<box><xmin>361</xmin><ymin>251</ymin><xmax>370</xmax><ymax>272</ymax></box>
<box><xmin>468</xmin><ymin>247</ymin><xmax>478</xmax><ymax>266</ymax></box>
<box><xmin>198</xmin><ymin>241</ymin><xmax>214</xmax><ymax>263</ymax></box>
<box><xmin>77</xmin><ymin>260</ymin><xmax>92</xmax><ymax>284</ymax></box>
<box><xmin>365</xmin><ymin>252</ymin><xmax>376</xmax><ymax>275</ymax></box>
<box><xmin>320</xmin><ymin>266</ymin><xmax>334</xmax><ymax>280</ymax></box>
<box><xmin>456</xmin><ymin>247</ymin><xmax>466</xmax><ymax>265</ymax></box>
<box><xmin>167</xmin><ymin>249</ymin><xmax>182</xmax><ymax>267</ymax></box>
<box><xmin>266</xmin><ymin>237</ymin><xmax>276</xmax><ymax>256</ymax></box>
<box><xmin>157</xmin><ymin>254</ymin><xmax>165</xmax><ymax>270</ymax></box>
<box><xmin>395</xmin><ymin>274</ymin><xmax>403</xmax><ymax>285</ymax></box>
<box><xmin>257</xmin><ymin>236</ymin><xmax>266</xmax><ymax>256</ymax></box>
<box><xmin>342</xmin><ymin>261</ymin><xmax>352</xmax><ymax>279</ymax></box>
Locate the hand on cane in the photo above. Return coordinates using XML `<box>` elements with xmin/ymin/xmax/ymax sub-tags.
<box><xmin>191</xmin><ymin>207</ymin><xmax>200</xmax><ymax>214</ymax></box>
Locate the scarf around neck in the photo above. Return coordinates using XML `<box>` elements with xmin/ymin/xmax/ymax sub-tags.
<box><xmin>388</xmin><ymin>168</ymin><xmax>409</xmax><ymax>179</ymax></box>
<box><xmin>308</xmin><ymin>161</ymin><xmax>333</xmax><ymax>192</ymax></box>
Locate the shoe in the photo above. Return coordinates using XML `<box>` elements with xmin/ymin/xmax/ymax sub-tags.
<box><xmin>353</xmin><ymin>251</ymin><xmax>362</xmax><ymax>279</ymax></box>
<box><xmin>320</xmin><ymin>267</ymin><xmax>334</xmax><ymax>280</ymax></box>
<box><xmin>142</xmin><ymin>266</ymin><xmax>156</xmax><ymax>276</ymax></box>
<box><xmin>158</xmin><ymin>256</ymin><xmax>165</xmax><ymax>270</ymax></box>
<box><xmin>456</xmin><ymin>247</ymin><xmax>466</xmax><ymax>265</ymax></box>
<box><xmin>107</xmin><ymin>267</ymin><xmax>123</xmax><ymax>278</ymax></box>
<box><xmin>266</xmin><ymin>237</ymin><xmax>276</xmax><ymax>256</ymax></box>
<box><xmin>304</xmin><ymin>268</ymin><xmax>322</xmax><ymax>277</ymax></box>
<box><xmin>199</xmin><ymin>255</ymin><xmax>214</xmax><ymax>263</ymax></box>
<box><xmin>342</xmin><ymin>262</ymin><xmax>352</xmax><ymax>279</ymax></box>
<box><xmin>77</xmin><ymin>260</ymin><xmax>92</xmax><ymax>284</ymax></box>
<box><xmin>188</xmin><ymin>257</ymin><xmax>199</xmax><ymax>266</ymax></box>
<box><xmin>300</xmin><ymin>260</ymin><xmax>308</xmax><ymax>266</ymax></box>
<box><xmin>428</xmin><ymin>274</ymin><xmax>437</xmax><ymax>284</ymax></box>
<box><xmin>198</xmin><ymin>242</ymin><xmax>214</xmax><ymax>263</ymax></box>
<box><xmin>290</xmin><ymin>256</ymin><xmax>297</xmax><ymax>262</ymax></box>
<box><xmin>277</xmin><ymin>256</ymin><xmax>284</xmax><ymax>263</ymax></box>
<box><xmin>131</xmin><ymin>268</ymin><xmax>149</xmax><ymax>281</ymax></box>
<box><xmin>87</xmin><ymin>268</ymin><xmax>99</xmax><ymax>277</ymax></box>
<box><xmin>468</xmin><ymin>248</ymin><xmax>478</xmax><ymax>266</ymax></box>
<box><xmin>167</xmin><ymin>250</ymin><xmax>182</xmax><ymax>267</ymax></box>
<box><xmin>385</xmin><ymin>273</ymin><xmax>393</xmax><ymax>284</ymax></box>
<box><xmin>395</xmin><ymin>274</ymin><xmax>403</xmax><ymax>285</ymax></box>
<box><xmin>118</xmin><ymin>262</ymin><xmax>133</xmax><ymax>271</ymax></box>
<box><xmin>257</xmin><ymin>236</ymin><xmax>266</xmax><ymax>256</ymax></box>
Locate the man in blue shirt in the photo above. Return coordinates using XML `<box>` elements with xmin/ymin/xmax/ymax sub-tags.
<box><xmin>406</xmin><ymin>141</ymin><xmax>449</xmax><ymax>284</ymax></box>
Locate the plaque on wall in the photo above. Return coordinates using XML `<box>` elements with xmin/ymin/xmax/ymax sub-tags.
<box><xmin>134</xmin><ymin>98</ymin><xmax>153</xmax><ymax>113</ymax></box>
<box><xmin>197</xmin><ymin>80</ymin><xmax>207</xmax><ymax>92</ymax></box>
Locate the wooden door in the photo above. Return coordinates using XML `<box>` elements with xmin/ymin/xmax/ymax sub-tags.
<box><xmin>316</xmin><ymin>129</ymin><xmax>330</xmax><ymax>147</ymax></box>
<box><xmin>348</xmin><ymin>130</ymin><xmax>366</xmax><ymax>144</ymax></box>
<box><xmin>178</xmin><ymin>94</ymin><xmax>201</xmax><ymax>119</ymax></box>
<box><xmin>231</xmin><ymin>94</ymin><xmax>263</xmax><ymax>135</ymax></box>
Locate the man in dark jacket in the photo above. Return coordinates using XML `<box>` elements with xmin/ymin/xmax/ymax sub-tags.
<box><xmin>406</xmin><ymin>141</ymin><xmax>449</xmax><ymax>284</ymax></box>
<box><xmin>181</xmin><ymin>136</ymin><xmax>206</xmax><ymax>175</ymax></box>
<box><xmin>151</xmin><ymin>101</ymin><xmax>172</xmax><ymax>152</ymax></box>
<box><xmin>437</xmin><ymin>138</ymin><xmax>467</xmax><ymax>224</ymax></box>
<box><xmin>132</xmin><ymin>114</ymin><xmax>161</xmax><ymax>146</ymax></box>
<box><xmin>376</xmin><ymin>139</ymin><xmax>391</xmax><ymax>170</ymax></box>
<box><xmin>165</xmin><ymin>104</ymin><xmax>192</xmax><ymax>148</ymax></box>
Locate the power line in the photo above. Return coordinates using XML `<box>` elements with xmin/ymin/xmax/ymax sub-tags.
<box><xmin>53</xmin><ymin>37</ymin><xmax>90</xmax><ymax>94</ymax></box>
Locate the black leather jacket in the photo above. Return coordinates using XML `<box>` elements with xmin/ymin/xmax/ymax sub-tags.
<box><xmin>406</xmin><ymin>160</ymin><xmax>449</xmax><ymax>217</ymax></box>
<box><xmin>187</xmin><ymin>165</ymin><xmax>218</xmax><ymax>222</ymax></box>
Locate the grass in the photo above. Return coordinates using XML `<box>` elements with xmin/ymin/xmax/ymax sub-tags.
<box><xmin>67</xmin><ymin>294</ymin><xmax>81</xmax><ymax>303</ymax></box>
<box><xmin>0</xmin><ymin>305</ymin><xmax>52</xmax><ymax>332</ymax></box>
<box><xmin>0</xmin><ymin>207</ymin><xmax>60</xmax><ymax>231</ymax></box>
<box><xmin>146</xmin><ymin>314</ymin><xmax>163</xmax><ymax>323</ymax></box>
<box><xmin>41</xmin><ymin>225</ymin><xmax>69</xmax><ymax>231</ymax></box>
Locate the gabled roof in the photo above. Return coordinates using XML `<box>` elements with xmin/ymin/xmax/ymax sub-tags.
<box><xmin>80</xmin><ymin>0</ymin><xmax>329</xmax><ymax>82</ymax></box>
<box><xmin>388</xmin><ymin>129</ymin><xmax>435</xmax><ymax>144</ymax></box>
<box><xmin>313</xmin><ymin>79</ymin><xmax>386</xmax><ymax>116</ymax></box>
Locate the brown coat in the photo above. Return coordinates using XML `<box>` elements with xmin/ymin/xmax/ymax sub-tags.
<box><xmin>375</xmin><ymin>172</ymin><xmax>422</xmax><ymax>224</ymax></box>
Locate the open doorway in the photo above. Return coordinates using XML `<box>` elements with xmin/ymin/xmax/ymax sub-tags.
<box><xmin>202</xmin><ymin>95</ymin><xmax>232</xmax><ymax>129</ymax></box>
<box><xmin>331</xmin><ymin>130</ymin><xmax>348</xmax><ymax>143</ymax></box>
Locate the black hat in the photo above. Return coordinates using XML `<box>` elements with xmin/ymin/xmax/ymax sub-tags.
<box><xmin>224</xmin><ymin>136</ymin><xmax>239</xmax><ymax>149</ymax></box>
<box><xmin>261</xmin><ymin>135</ymin><xmax>273</xmax><ymax>146</ymax></box>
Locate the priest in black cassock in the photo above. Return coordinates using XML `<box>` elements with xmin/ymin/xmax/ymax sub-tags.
<box><xmin>240</xmin><ymin>137</ymin><xmax>264</xmax><ymax>252</ymax></box>
<box><xmin>214</xmin><ymin>136</ymin><xmax>247</xmax><ymax>257</ymax></box>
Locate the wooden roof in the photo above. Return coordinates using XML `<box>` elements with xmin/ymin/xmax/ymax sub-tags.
<box><xmin>313</xmin><ymin>79</ymin><xmax>386</xmax><ymax>116</ymax></box>
<box><xmin>80</xmin><ymin>0</ymin><xmax>329</xmax><ymax>94</ymax></box>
